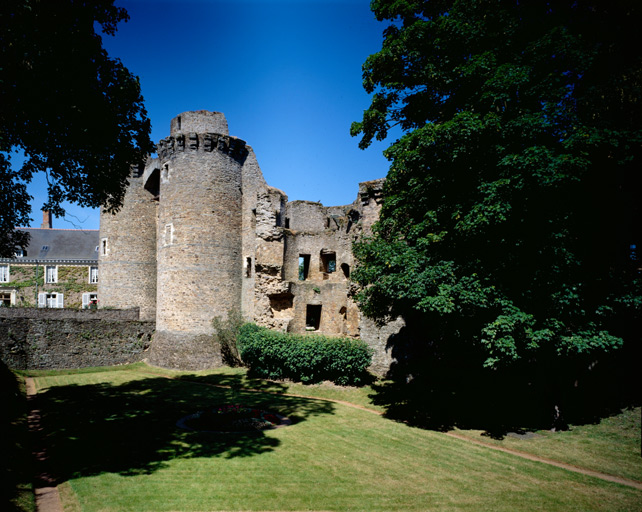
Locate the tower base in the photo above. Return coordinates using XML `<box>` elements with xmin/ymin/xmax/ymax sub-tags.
<box><xmin>145</xmin><ymin>330</ymin><xmax>222</xmax><ymax>370</ymax></box>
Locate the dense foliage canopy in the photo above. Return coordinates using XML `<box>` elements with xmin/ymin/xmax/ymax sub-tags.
<box><xmin>351</xmin><ymin>0</ymin><xmax>641</xmax><ymax>371</ymax></box>
<box><xmin>0</xmin><ymin>0</ymin><xmax>153</xmax><ymax>256</ymax></box>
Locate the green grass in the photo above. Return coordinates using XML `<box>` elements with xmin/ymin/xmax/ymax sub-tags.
<box><xmin>452</xmin><ymin>407</ymin><xmax>642</xmax><ymax>482</ymax></box>
<box><xmin>26</xmin><ymin>363</ymin><xmax>642</xmax><ymax>511</ymax></box>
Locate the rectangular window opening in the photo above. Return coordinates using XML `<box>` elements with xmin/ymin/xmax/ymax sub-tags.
<box><xmin>101</xmin><ymin>238</ymin><xmax>108</xmax><ymax>256</ymax></box>
<box><xmin>39</xmin><ymin>292</ymin><xmax>63</xmax><ymax>309</ymax></box>
<box><xmin>45</xmin><ymin>266</ymin><xmax>57</xmax><ymax>284</ymax></box>
<box><xmin>320</xmin><ymin>251</ymin><xmax>336</xmax><ymax>273</ymax></box>
<box><xmin>0</xmin><ymin>292</ymin><xmax>12</xmax><ymax>306</ymax></box>
<box><xmin>306</xmin><ymin>304</ymin><xmax>322</xmax><ymax>331</ymax></box>
<box><xmin>164</xmin><ymin>223</ymin><xmax>174</xmax><ymax>246</ymax></box>
<box><xmin>0</xmin><ymin>265</ymin><xmax>9</xmax><ymax>283</ymax></box>
<box><xmin>298</xmin><ymin>254</ymin><xmax>310</xmax><ymax>280</ymax></box>
<box><xmin>89</xmin><ymin>266</ymin><xmax>98</xmax><ymax>284</ymax></box>
<box><xmin>245</xmin><ymin>257</ymin><xmax>252</xmax><ymax>278</ymax></box>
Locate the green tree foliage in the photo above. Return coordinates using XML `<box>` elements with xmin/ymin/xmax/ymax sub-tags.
<box><xmin>352</xmin><ymin>0</ymin><xmax>641</xmax><ymax>373</ymax></box>
<box><xmin>0</xmin><ymin>0</ymin><xmax>154</xmax><ymax>256</ymax></box>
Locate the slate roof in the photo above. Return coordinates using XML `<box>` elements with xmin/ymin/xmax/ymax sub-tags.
<box><xmin>1</xmin><ymin>228</ymin><xmax>99</xmax><ymax>264</ymax></box>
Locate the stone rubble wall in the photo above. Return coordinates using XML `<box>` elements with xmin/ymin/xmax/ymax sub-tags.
<box><xmin>98</xmin><ymin>170</ymin><xmax>158</xmax><ymax>321</ymax></box>
<box><xmin>0</xmin><ymin>309</ymin><xmax>154</xmax><ymax>370</ymax></box>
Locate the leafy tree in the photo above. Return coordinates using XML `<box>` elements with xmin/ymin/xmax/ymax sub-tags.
<box><xmin>352</xmin><ymin>0</ymin><xmax>641</xmax><ymax>424</ymax></box>
<box><xmin>0</xmin><ymin>0</ymin><xmax>153</xmax><ymax>256</ymax></box>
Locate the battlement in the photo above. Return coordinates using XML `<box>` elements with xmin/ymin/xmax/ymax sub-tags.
<box><xmin>156</xmin><ymin>133</ymin><xmax>248</xmax><ymax>161</ymax></box>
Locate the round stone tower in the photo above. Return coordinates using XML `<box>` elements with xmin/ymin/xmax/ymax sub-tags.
<box><xmin>146</xmin><ymin>111</ymin><xmax>249</xmax><ymax>369</ymax></box>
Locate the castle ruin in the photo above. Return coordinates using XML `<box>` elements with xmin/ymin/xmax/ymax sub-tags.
<box><xmin>98</xmin><ymin>111</ymin><xmax>402</xmax><ymax>372</ymax></box>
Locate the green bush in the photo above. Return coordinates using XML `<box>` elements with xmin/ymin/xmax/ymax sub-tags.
<box><xmin>212</xmin><ymin>309</ymin><xmax>244</xmax><ymax>366</ymax></box>
<box><xmin>238</xmin><ymin>324</ymin><xmax>373</xmax><ymax>385</ymax></box>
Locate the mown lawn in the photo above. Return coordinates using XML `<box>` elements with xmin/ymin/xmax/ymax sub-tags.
<box><xmin>24</xmin><ymin>363</ymin><xmax>642</xmax><ymax>512</ymax></box>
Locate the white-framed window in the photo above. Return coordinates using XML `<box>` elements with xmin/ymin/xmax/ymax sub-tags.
<box><xmin>89</xmin><ymin>266</ymin><xmax>98</xmax><ymax>284</ymax></box>
<box><xmin>38</xmin><ymin>292</ymin><xmax>64</xmax><ymax>309</ymax></box>
<box><xmin>101</xmin><ymin>238</ymin><xmax>108</xmax><ymax>256</ymax></box>
<box><xmin>15</xmin><ymin>248</ymin><xmax>25</xmax><ymax>258</ymax></box>
<box><xmin>82</xmin><ymin>292</ymin><xmax>98</xmax><ymax>309</ymax></box>
<box><xmin>0</xmin><ymin>265</ymin><xmax>9</xmax><ymax>283</ymax></box>
<box><xmin>45</xmin><ymin>265</ymin><xmax>58</xmax><ymax>283</ymax></box>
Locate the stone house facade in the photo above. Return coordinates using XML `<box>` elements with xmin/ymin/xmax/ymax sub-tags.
<box><xmin>99</xmin><ymin>111</ymin><xmax>401</xmax><ymax>373</ymax></box>
<box><xmin>0</xmin><ymin>214</ymin><xmax>99</xmax><ymax>309</ymax></box>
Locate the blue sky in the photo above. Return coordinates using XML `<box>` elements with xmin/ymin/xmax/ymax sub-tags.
<box><xmin>27</xmin><ymin>0</ymin><xmax>398</xmax><ymax>230</ymax></box>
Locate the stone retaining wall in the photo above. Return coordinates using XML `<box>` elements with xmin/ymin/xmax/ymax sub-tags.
<box><xmin>0</xmin><ymin>307</ymin><xmax>140</xmax><ymax>321</ymax></box>
<box><xmin>0</xmin><ymin>309</ymin><xmax>155</xmax><ymax>370</ymax></box>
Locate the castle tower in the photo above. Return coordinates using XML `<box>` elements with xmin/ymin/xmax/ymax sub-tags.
<box><xmin>98</xmin><ymin>168</ymin><xmax>157</xmax><ymax>321</ymax></box>
<box><xmin>146</xmin><ymin>111</ymin><xmax>249</xmax><ymax>369</ymax></box>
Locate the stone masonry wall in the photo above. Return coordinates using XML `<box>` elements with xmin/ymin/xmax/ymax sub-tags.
<box><xmin>0</xmin><ymin>309</ymin><xmax>154</xmax><ymax>370</ymax></box>
<box><xmin>99</xmin><ymin>171</ymin><xmax>158</xmax><ymax>320</ymax></box>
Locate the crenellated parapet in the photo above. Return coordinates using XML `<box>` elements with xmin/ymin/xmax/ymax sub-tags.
<box><xmin>156</xmin><ymin>133</ymin><xmax>248</xmax><ymax>162</ymax></box>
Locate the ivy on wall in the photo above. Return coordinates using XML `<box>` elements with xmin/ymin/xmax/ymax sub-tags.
<box><xmin>4</xmin><ymin>264</ymin><xmax>97</xmax><ymax>308</ymax></box>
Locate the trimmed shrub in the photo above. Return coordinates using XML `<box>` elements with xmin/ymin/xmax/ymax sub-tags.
<box><xmin>238</xmin><ymin>324</ymin><xmax>373</xmax><ymax>385</ymax></box>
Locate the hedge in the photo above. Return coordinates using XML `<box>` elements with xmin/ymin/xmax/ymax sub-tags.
<box><xmin>238</xmin><ymin>323</ymin><xmax>373</xmax><ymax>385</ymax></box>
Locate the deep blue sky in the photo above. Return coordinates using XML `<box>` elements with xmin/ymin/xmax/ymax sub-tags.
<box><xmin>27</xmin><ymin>0</ymin><xmax>398</xmax><ymax>230</ymax></box>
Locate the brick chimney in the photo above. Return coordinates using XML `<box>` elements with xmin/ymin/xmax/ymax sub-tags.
<box><xmin>41</xmin><ymin>210</ymin><xmax>52</xmax><ymax>229</ymax></box>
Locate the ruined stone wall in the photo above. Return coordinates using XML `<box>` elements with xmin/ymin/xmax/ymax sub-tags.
<box><xmin>239</xmin><ymin>148</ymin><xmax>287</xmax><ymax>327</ymax></box>
<box><xmin>282</xmin><ymin>201</ymin><xmax>360</xmax><ymax>337</ymax></box>
<box><xmin>98</xmin><ymin>171</ymin><xmax>157</xmax><ymax>320</ymax></box>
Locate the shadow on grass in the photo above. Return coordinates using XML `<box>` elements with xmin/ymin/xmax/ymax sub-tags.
<box><xmin>1</xmin><ymin>361</ymin><xmax>35</xmax><ymax>512</ymax></box>
<box><xmin>368</xmin><ymin>320</ymin><xmax>641</xmax><ymax>439</ymax></box>
<box><xmin>34</xmin><ymin>373</ymin><xmax>334</xmax><ymax>484</ymax></box>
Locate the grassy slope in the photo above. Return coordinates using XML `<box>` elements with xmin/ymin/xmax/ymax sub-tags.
<box><xmin>25</xmin><ymin>363</ymin><xmax>642</xmax><ymax>512</ymax></box>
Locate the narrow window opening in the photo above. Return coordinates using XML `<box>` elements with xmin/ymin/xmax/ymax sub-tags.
<box><xmin>326</xmin><ymin>218</ymin><xmax>331</xmax><ymax>228</ymax></box>
<box><xmin>245</xmin><ymin>257</ymin><xmax>252</xmax><ymax>278</ymax></box>
<box><xmin>341</xmin><ymin>263</ymin><xmax>350</xmax><ymax>278</ymax></box>
<box><xmin>89</xmin><ymin>266</ymin><xmax>99</xmax><ymax>284</ymax></box>
<box><xmin>177</xmin><ymin>115</ymin><xmax>181</xmax><ymax>130</ymax></box>
<box><xmin>285</xmin><ymin>217</ymin><xmax>290</xmax><ymax>229</ymax></box>
<box><xmin>306</xmin><ymin>304</ymin><xmax>322</xmax><ymax>331</ymax></box>
<box><xmin>164</xmin><ymin>223</ymin><xmax>174</xmax><ymax>246</ymax></box>
<box><xmin>275</xmin><ymin>210</ymin><xmax>281</xmax><ymax>227</ymax></box>
<box><xmin>101</xmin><ymin>238</ymin><xmax>108</xmax><ymax>256</ymax></box>
<box><xmin>320</xmin><ymin>250</ymin><xmax>336</xmax><ymax>273</ymax></box>
<box><xmin>298</xmin><ymin>254</ymin><xmax>310</xmax><ymax>280</ymax></box>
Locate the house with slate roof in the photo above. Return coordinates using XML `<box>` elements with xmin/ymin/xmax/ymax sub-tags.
<box><xmin>0</xmin><ymin>212</ymin><xmax>99</xmax><ymax>308</ymax></box>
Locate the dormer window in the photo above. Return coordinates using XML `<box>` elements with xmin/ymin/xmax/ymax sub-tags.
<box><xmin>42</xmin><ymin>245</ymin><xmax>49</xmax><ymax>251</ymax></box>
<box><xmin>15</xmin><ymin>248</ymin><xmax>25</xmax><ymax>258</ymax></box>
